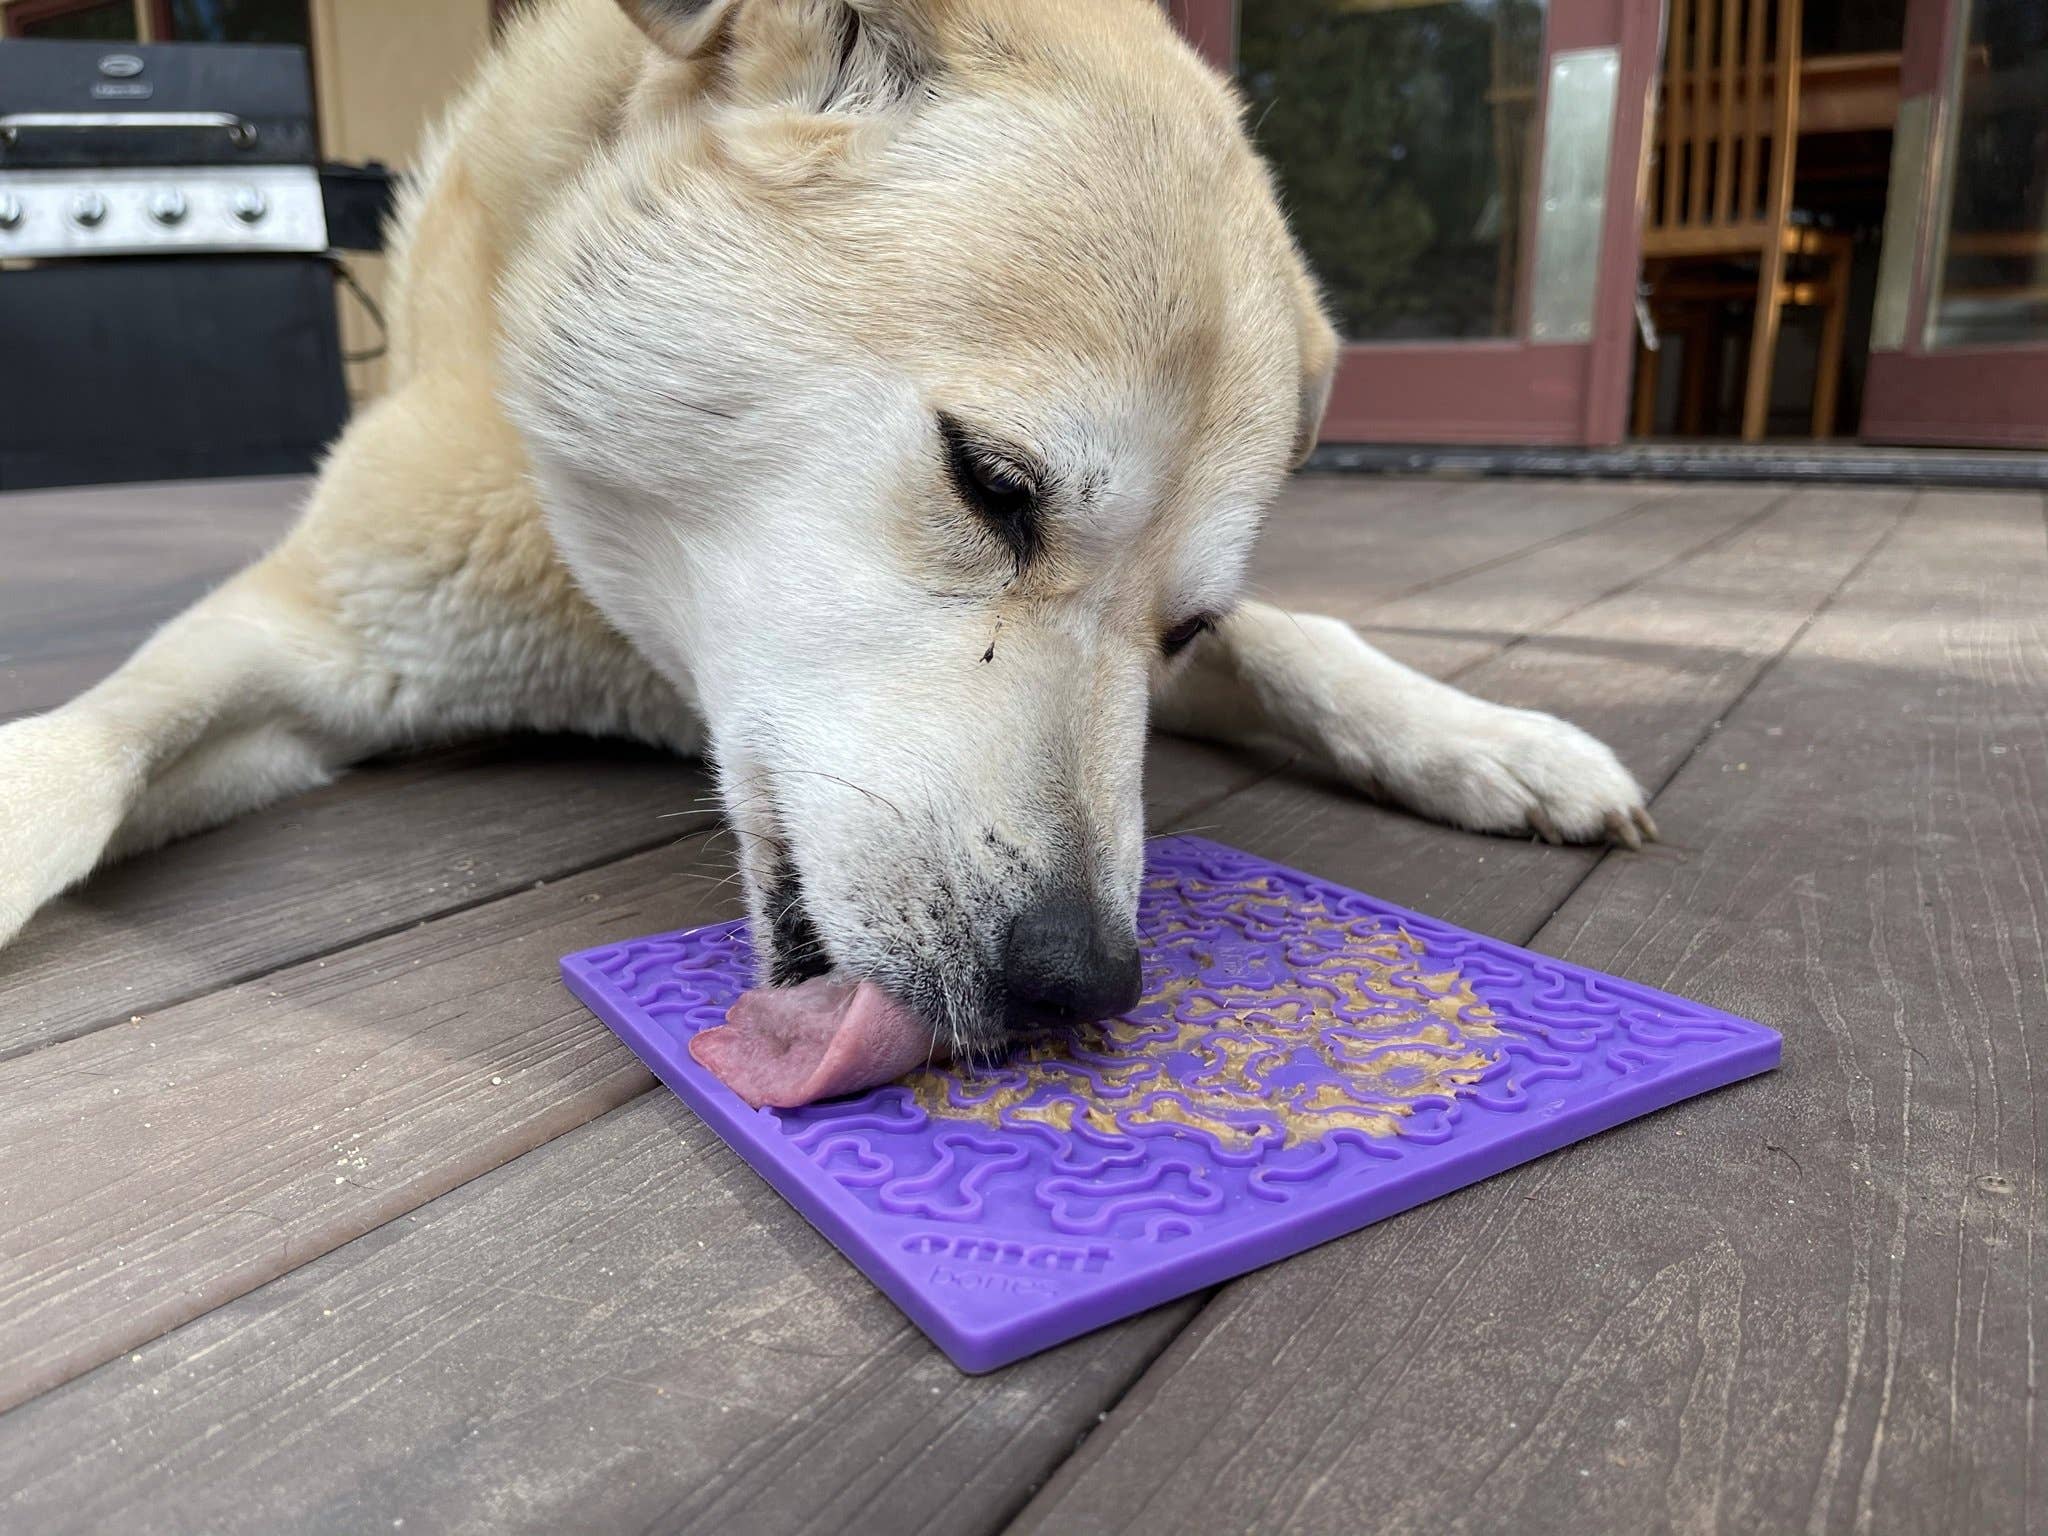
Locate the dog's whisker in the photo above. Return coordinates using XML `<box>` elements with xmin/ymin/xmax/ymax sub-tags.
<box><xmin>762</xmin><ymin>767</ymin><xmax>909</xmax><ymax>821</ymax></box>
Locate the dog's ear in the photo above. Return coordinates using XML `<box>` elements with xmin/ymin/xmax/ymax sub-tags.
<box><xmin>618</xmin><ymin>0</ymin><xmax>940</xmax><ymax>101</ymax></box>
<box><xmin>1290</xmin><ymin>265</ymin><xmax>1338</xmax><ymax>469</ymax></box>
<box><xmin>615</xmin><ymin>0</ymin><xmax>738</xmax><ymax>58</ymax></box>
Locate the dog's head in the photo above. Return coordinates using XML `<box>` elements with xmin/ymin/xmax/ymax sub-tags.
<box><xmin>502</xmin><ymin>0</ymin><xmax>1335</xmax><ymax>1057</ymax></box>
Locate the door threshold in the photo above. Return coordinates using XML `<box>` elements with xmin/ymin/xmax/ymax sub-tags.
<box><xmin>1307</xmin><ymin>441</ymin><xmax>2048</xmax><ymax>490</ymax></box>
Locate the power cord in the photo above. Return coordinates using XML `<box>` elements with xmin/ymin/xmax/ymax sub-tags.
<box><xmin>327</xmin><ymin>251</ymin><xmax>388</xmax><ymax>365</ymax></box>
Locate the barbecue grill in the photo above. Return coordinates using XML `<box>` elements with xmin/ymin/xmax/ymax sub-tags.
<box><xmin>0</xmin><ymin>38</ymin><xmax>358</xmax><ymax>490</ymax></box>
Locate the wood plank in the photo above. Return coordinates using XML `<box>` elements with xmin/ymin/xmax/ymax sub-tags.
<box><xmin>0</xmin><ymin>470</ymin><xmax>1571</xmax><ymax>1056</ymax></box>
<box><xmin>1248</xmin><ymin>476</ymin><xmax>1675</xmax><ymax>624</ymax></box>
<box><xmin>0</xmin><ymin>473</ymin><xmax>1591</xmax><ymax>725</ymax></box>
<box><xmin>1011</xmin><ymin>493</ymin><xmax>2045</xmax><ymax>1536</ymax></box>
<box><xmin>1427</xmin><ymin>487</ymin><xmax>1909</xmax><ymax>779</ymax></box>
<box><xmin>1172</xmin><ymin>487</ymin><xmax>1912</xmax><ymax>881</ymax></box>
<box><xmin>1354</xmin><ymin>483</ymin><xmax>1782</xmax><ymax>678</ymax></box>
<box><xmin>0</xmin><ymin>833</ymin><xmax>740</xmax><ymax>1418</ymax></box>
<box><xmin>0</xmin><ymin>477</ymin><xmax>305</xmax><ymax>722</ymax></box>
<box><xmin>0</xmin><ymin>1090</ymin><xmax>1203</xmax><ymax>1536</ymax></box>
<box><xmin>0</xmin><ymin>734</ymin><xmax>1265</xmax><ymax>1417</ymax></box>
<box><xmin>0</xmin><ymin>484</ymin><xmax>1906</xmax><ymax>1532</ymax></box>
<box><xmin>0</xmin><ymin>739</ymin><xmax>717</xmax><ymax>1060</ymax></box>
<box><xmin>1156</xmin><ymin>485</ymin><xmax>1892</xmax><ymax>933</ymax></box>
<box><xmin>0</xmin><ymin>734</ymin><xmax>1258</xmax><ymax>1065</ymax></box>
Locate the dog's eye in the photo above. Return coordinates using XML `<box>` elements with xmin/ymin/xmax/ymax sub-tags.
<box><xmin>939</xmin><ymin>414</ymin><xmax>1041</xmax><ymax>565</ymax></box>
<box><xmin>1160</xmin><ymin>616</ymin><xmax>1214</xmax><ymax>658</ymax></box>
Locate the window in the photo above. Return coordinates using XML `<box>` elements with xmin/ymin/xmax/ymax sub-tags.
<box><xmin>1240</xmin><ymin>0</ymin><xmax>1550</xmax><ymax>342</ymax></box>
<box><xmin>1929</xmin><ymin>0</ymin><xmax>2048</xmax><ymax>346</ymax></box>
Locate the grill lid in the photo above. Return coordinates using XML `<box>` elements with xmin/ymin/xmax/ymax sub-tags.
<box><xmin>0</xmin><ymin>41</ymin><xmax>318</xmax><ymax>169</ymax></box>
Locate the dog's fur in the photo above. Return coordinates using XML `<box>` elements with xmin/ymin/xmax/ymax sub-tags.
<box><xmin>0</xmin><ymin>0</ymin><xmax>1651</xmax><ymax>1056</ymax></box>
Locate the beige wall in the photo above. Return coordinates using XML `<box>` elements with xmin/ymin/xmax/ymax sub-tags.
<box><xmin>311</xmin><ymin>0</ymin><xmax>495</xmax><ymax>400</ymax></box>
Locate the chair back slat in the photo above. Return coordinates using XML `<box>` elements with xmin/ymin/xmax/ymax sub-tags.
<box><xmin>1688</xmin><ymin>0</ymin><xmax>1715</xmax><ymax>225</ymax></box>
<box><xmin>1662</xmin><ymin>0</ymin><xmax>1690</xmax><ymax>230</ymax></box>
<box><xmin>1740</xmin><ymin>0</ymin><xmax>1768</xmax><ymax>222</ymax></box>
<box><xmin>1713</xmin><ymin>0</ymin><xmax>1741</xmax><ymax>224</ymax></box>
<box><xmin>1647</xmin><ymin>0</ymin><xmax>1804</xmax><ymax>244</ymax></box>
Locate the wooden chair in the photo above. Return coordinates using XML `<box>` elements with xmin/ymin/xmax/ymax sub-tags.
<box><xmin>1634</xmin><ymin>0</ymin><xmax>1854</xmax><ymax>441</ymax></box>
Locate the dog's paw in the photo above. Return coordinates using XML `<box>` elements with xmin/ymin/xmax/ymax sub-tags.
<box><xmin>0</xmin><ymin>712</ymin><xmax>134</xmax><ymax>952</ymax></box>
<box><xmin>1348</xmin><ymin>698</ymin><xmax>1657</xmax><ymax>849</ymax></box>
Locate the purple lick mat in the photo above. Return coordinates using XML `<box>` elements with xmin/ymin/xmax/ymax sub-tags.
<box><xmin>559</xmin><ymin>835</ymin><xmax>1781</xmax><ymax>1372</ymax></box>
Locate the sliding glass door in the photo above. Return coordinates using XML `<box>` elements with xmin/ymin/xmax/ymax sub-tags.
<box><xmin>1863</xmin><ymin>0</ymin><xmax>2048</xmax><ymax>447</ymax></box>
<box><xmin>1168</xmin><ymin>0</ymin><xmax>1661</xmax><ymax>446</ymax></box>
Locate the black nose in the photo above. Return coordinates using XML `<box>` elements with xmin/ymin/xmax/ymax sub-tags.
<box><xmin>1003</xmin><ymin>889</ymin><xmax>1143</xmax><ymax>1029</ymax></box>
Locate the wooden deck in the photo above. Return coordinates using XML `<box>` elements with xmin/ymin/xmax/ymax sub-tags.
<box><xmin>0</xmin><ymin>473</ymin><xmax>2040</xmax><ymax>1535</ymax></box>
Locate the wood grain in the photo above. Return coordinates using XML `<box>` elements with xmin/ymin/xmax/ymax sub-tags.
<box><xmin>1012</xmin><ymin>496</ymin><xmax>2046</xmax><ymax>1536</ymax></box>
<box><xmin>0</xmin><ymin>734</ymin><xmax>1263</xmax><ymax>1418</ymax></box>
<box><xmin>0</xmin><ymin>1091</ymin><xmax>1200</xmax><ymax>1536</ymax></box>
<box><xmin>0</xmin><ymin>470</ymin><xmax>1596</xmax><ymax>1056</ymax></box>
<box><xmin>1357</xmin><ymin>483</ymin><xmax>1782</xmax><ymax>678</ymax></box>
<box><xmin>0</xmin><ymin>738</ymin><xmax>716</xmax><ymax>1060</ymax></box>
<box><xmin>0</xmin><ymin>832</ymin><xmax>742</xmax><ymax>1417</ymax></box>
<box><xmin>0</xmin><ymin>483</ymin><xmax>1914</xmax><ymax>1533</ymax></box>
<box><xmin>0</xmin><ymin>733</ymin><xmax>1263</xmax><ymax>1065</ymax></box>
<box><xmin>0</xmin><ymin>477</ymin><xmax>306</xmax><ymax>722</ymax></box>
<box><xmin>1248</xmin><ymin>476</ymin><xmax>1677</xmax><ymax>626</ymax></box>
<box><xmin>1171</xmin><ymin>488</ymin><xmax>1911</xmax><ymax>889</ymax></box>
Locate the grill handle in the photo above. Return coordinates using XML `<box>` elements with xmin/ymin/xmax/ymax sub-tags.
<box><xmin>0</xmin><ymin>112</ymin><xmax>258</xmax><ymax>149</ymax></box>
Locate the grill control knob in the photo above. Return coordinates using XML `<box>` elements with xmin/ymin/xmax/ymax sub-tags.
<box><xmin>230</xmin><ymin>185</ymin><xmax>269</xmax><ymax>224</ymax></box>
<box><xmin>149</xmin><ymin>189</ymin><xmax>189</xmax><ymax>226</ymax></box>
<box><xmin>71</xmin><ymin>190</ymin><xmax>108</xmax><ymax>228</ymax></box>
<box><xmin>0</xmin><ymin>193</ymin><xmax>22</xmax><ymax>231</ymax></box>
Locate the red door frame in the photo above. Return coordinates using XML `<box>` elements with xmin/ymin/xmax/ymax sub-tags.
<box><xmin>1167</xmin><ymin>0</ymin><xmax>1660</xmax><ymax>448</ymax></box>
<box><xmin>1862</xmin><ymin>0</ymin><xmax>2048</xmax><ymax>449</ymax></box>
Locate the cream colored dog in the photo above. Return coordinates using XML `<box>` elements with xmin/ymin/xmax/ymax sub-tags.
<box><xmin>0</xmin><ymin>0</ymin><xmax>1651</xmax><ymax>1056</ymax></box>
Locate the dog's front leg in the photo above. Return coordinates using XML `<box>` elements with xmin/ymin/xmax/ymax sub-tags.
<box><xmin>1153</xmin><ymin>601</ymin><xmax>1656</xmax><ymax>847</ymax></box>
<box><xmin>0</xmin><ymin>557</ymin><xmax>378</xmax><ymax>952</ymax></box>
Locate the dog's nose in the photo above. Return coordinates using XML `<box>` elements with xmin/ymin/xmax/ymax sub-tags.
<box><xmin>1003</xmin><ymin>889</ymin><xmax>1143</xmax><ymax>1029</ymax></box>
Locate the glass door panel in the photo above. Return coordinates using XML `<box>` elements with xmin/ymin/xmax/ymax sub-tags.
<box><xmin>1863</xmin><ymin>0</ymin><xmax>2048</xmax><ymax>447</ymax></box>
<box><xmin>1169</xmin><ymin>0</ymin><xmax>1660</xmax><ymax>447</ymax></box>
<box><xmin>1926</xmin><ymin>0</ymin><xmax>2048</xmax><ymax>346</ymax></box>
<box><xmin>1241</xmin><ymin>0</ymin><xmax>1548</xmax><ymax>341</ymax></box>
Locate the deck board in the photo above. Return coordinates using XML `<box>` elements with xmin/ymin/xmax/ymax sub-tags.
<box><xmin>1356</xmin><ymin>483</ymin><xmax>1783</xmax><ymax>678</ymax></box>
<box><xmin>1247</xmin><ymin>476</ymin><xmax>1675</xmax><ymax>623</ymax></box>
<box><xmin>1010</xmin><ymin>495</ymin><xmax>2048</xmax><ymax>1536</ymax></box>
<box><xmin>0</xmin><ymin>834</ymin><xmax>737</xmax><ymax>1417</ymax></box>
<box><xmin>0</xmin><ymin>737</ymin><xmax>1278</xmax><ymax>1418</ymax></box>
<box><xmin>0</xmin><ymin>477</ymin><xmax>306</xmax><ymax>723</ymax></box>
<box><xmin>0</xmin><ymin>738</ymin><xmax>715</xmax><ymax>1059</ymax></box>
<box><xmin>0</xmin><ymin>477</ymin><xmax>1948</xmax><ymax>1535</ymax></box>
<box><xmin>0</xmin><ymin>1087</ymin><xmax>1201</xmax><ymax>1536</ymax></box>
<box><xmin>0</xmin><ymin>472</ymin><xmax>1604</xmax><ymax>1058</ymax></box>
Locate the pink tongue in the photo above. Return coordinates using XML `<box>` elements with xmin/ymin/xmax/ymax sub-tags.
<box><xmin>689</xmin><ymin>975</ymin><xmax>941</xmax><ymax>1109</ymax></box>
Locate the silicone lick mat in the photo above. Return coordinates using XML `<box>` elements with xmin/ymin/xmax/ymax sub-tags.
<box><xmin>560</xmin><ymin>835</ymin><xmax>1781</xmax><ymax>1372</ymax></box>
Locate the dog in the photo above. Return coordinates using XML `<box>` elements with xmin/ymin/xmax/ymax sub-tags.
<box><xmin>0</xmin><ymin>0</ymin><xmax>1652</xmax><ymax>1061</ymax></box>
